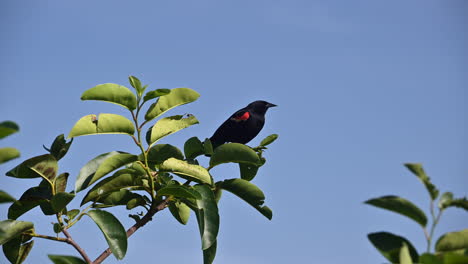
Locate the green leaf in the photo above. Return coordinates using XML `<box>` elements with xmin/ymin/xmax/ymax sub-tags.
<box><xmin>169</xmin><ymin>201</ymin><xmax>191</xmax><ymax>225</ymax></box>
<box><xmin>259</xmin><ymin>134</ymin><xmax>278</xmax><ymax>147</ymax></box>
<box><xmin>0</xmin><ymin>190</ymin><xmax>16</xmax><ymax>203</ymax></box>
<box><xmin>147</xmin><ymin>115</ymin><xmax>199</xmax><ymax>146</ymax></box>
<box><xmin>404</xmin><ymin>163</ymin><xmax>439</xmax><ymax>200</ymax></box>
<box><xmin>0</xmin><ymin>220</ymin><xmax>34</xmax><ymax>245</ymax></box>
<box><xmin>54</xmin><ymin>173</ymin><xmax>69</xmax><ymax>193</ymax></box>
<box><xmin>159</xmin><ymin>158</ymin><xmax>213</xmax><ymax>185</ymax></box>
<box><xmin>203</xmin><ymin>138</ymin><xmax>214</xmax><ymax>156</ymax></box>
<box><xmin>365</xmin><ymin>195</ymin><xmax>427</xmax><ymax>227</ymax></box>
<box><xmin>209</xmin><ymin>143</ymin><xmax>261</xmax><ymax>169</ymax></box>
<box><xmin>203</xmin><ymin>240</ymin><xmax>217</xmax><ymax>264</ymax></box>
<box><xmin>81</xmin><ymin>83</ymin><xmax>137</xmax><ymax>110</ymax></box>
<box><xmin>75</xmin><ymin>151</ymin><xmax>123</xmax><ymax>192</ymax></box>
<box><xmin>68</xmin><ymin>113</ymin><xmax>135</xmax><ymax>138</ymax></box>
<box><xmin>44</xmin><ymin>134</ymin><xmax>73</xmax><ymax>161</ymax></box>
<box><xmin>239</xmin><ymin>163</ymin><xmax>260</xmax><ymax>181</ymax></box>
<box><xmin>184</xmin><ymin>137</ymin><xmax>204</xmax><ymax>159</ymax></box>
<box><xmin>443</xmin><ymin>253</ymin><xmax>468</xmax><ymax>264</ymax></box>
<box><xmin>128</xmin><ymin>76</ymin><xmax>143</xmax><ymax>94</ymax></box>
<box><xmin>48</xmin><ymin>255</ymin><xmax>87</xmax><ymax>264</ymax></box>
<box><xmin>6</xmin><ymin>154</ymin><xmax>58</xmax><ymax>181</ymax></box>
<box><xmin>94</xmin><ymin>153</ymin><xmax>138</xmax><ymax>182</ymax></box>
<box><xmin>0</xmin><ymin>121</ymin><xmax>19</xmax><ymax>139</ymax></box>
<box><xmin>3</xmin><ymin>235</ymin><xmax>34</xmax><ymax>264</ymax></box>
<box><xmin>90</xmin><ymin>190</ymin><xmax>142</xmax><ymax>208</ymax></box>
<box><xmin>400</xmin><ymin>242</ymin><xmax>413</xmax><ymax>264</ymax></box>
<box><xmin>81</xmin><ymin>169</ymin><xmax>143</xmax><ymax>205</ymax></box>
<box><xmin>53</xmin><ymin>223</ymin><xmax>63</xmax><ymax>234</ymax></box>
<box><xmin>67</xmin><ymin>209</ymin><xmax>80</xmax><ymax>220</ymax></box>
<box><xmin>218</xmin><ymin>179</ymin><xmax>272</xmax><ymax>220</ymax></box>
<box><xmin>193</xmin><ymin>185</ymin><xmax>219</xmax><ymax>250</ymax></box>
<box><xmin>87</xmin><ymin>210</ymin><xmax>127</xmax><ymax>260</ymax></box>
<box><xmin>158</xmin><ymin>185</ymin><xmax>202</xmax><ymax>200</ymax></box>
<box><xmin>0</xmin><ymin>147</ymin><xmax>20</xmax><ymax>164</ymax></box>
<box><xmin>143</xmin><ymin>89</ymin><xmax>171</xmax><ymax>103</ymax></box>
<box><xmin>8</xmin><ymin>186</ymin><xmax>52</xmax><ymax>219</ymax></box>
<box><xmin>147</xmin><ymin>144</ymin><xmax>184</xmax><ymax>165</ymax></box>
<box><xmin>419</xmin><ymin>253</ymin><xmax>443</xmax><ymax>264</ymax></box>
<box><xmin>51</xmin><ymin>192</ymin><xmax>75</xmax><ymax>212</ymax></box>
<box><xmin>443</xmin><ymin>197</ymin><xmax>468</xmax><ymax>211</ymax></box>
<box><xmin>368</xmin><ymin>232</ymin><xmax>419</xmax><ymax>263</ymax></box>
<box><xmin>125</xmin><ymin>196</ymin><xmax>146</xmax><ymax>210</ymax></box>
<box><xmin>439</xmin><ymin>192</ymin><xmax>454</xmax><ymax>209</ymax></box>
<box><xmin>145</xmin><ymin>87</ymin><xmax>200</xmax><ymax>121</ymax></box>
<box><xmin>435</xmin><ymin>229</ymin><xmax>468</xmax><ymax>252</ymax></box>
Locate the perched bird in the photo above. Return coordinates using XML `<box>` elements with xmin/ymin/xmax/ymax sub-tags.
<box><xmin>210</xmin><ymin>100</ymin><xmax>277</xmax><ymax>149</ymax></box>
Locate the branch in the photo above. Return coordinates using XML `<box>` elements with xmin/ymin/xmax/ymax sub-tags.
<box><xmin>62</xmin><ymin>229</ymin><xmax>92</xmax><ymax>264</ymax></box>
<box><xmin>92</xmin><ymin>198</ymin><xmax>171</xmax><ymax>264</ymax></box>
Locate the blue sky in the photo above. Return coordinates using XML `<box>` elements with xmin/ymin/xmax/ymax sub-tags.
<box><xmin>1</xmin><ymin>1</ymin><xmax>467</xmax><ymax>263</ymax></box>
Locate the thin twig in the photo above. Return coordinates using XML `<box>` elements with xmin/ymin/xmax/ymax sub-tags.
<box><xmin>62</xmin><ymin>229</ymin><xmax>92</xmax><ymax>264</ymax></box>
<box><xmin>92</xmin><ymin>198</ymin><xmax>171</xmax><ymax>264</ymax></box>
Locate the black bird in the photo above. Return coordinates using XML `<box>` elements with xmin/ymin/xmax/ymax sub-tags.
<box><xmin>210</xmin><ymin>100</ymin><xmax>277</xmax><ymax>149</ymax></box>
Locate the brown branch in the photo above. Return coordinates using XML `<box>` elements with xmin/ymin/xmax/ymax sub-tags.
<box><xmin>62</xmin><ymin>229</ymin><xmax>92</xmax><ymax>264</ymax></box>
<box><xmin>92</xmin><ymin>198</ymin><xmax>171</xmax><ymax>264</ymax></box>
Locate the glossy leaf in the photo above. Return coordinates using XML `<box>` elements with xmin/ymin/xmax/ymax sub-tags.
<box><xmin>81</xmin><ymin>169</ymin><xmax>143</xmax><ymax>205</ymax></box>
<box><xmin>51</xmin><ymin>192</ymin><xmax>75</xmax><ymax>212</ymax></box>
<box><xmin>68</xmin><ymin>113</ymin><xmax>135</xmax><ymax>138</ymax></box>
<box><xmin>54</xmin><ymin>173</ymin><xmax>69</xmax><ymax>193</ymax></box>
<box><xmin>169</xmin><ymin>201</ymin><xmax>191</xmax><ymax>225</ymax></box>
<box><xmin>143</xmin><ymin>89</ymin><xmax>171</xmax><ymax>103</ymax></box>
<box><xmin>368</xmin><ymin>232</ymin><xmax>419</xmax><ymax>263</ymax></box>
<box><xmin>405</xmin><ymin>163</ymin><xmax>439</xmax><ymax>200</ymax></box>
<box><xmin>443</xmin><ymin>197</ymin><xmax>468</xmax><ymax>211</ymax></box>
<box><xmin>87</xmin><ymin>210</ymin><xmax>127</xmax><ymax>260</ymax></box>
<box><xmin>443</xmin><ymin>253</ymin><xmax>468</xmax><ymax>264</ymax></box>
<box><xmin>158</xmin><ymin>185</ymin><xmax>202</xmax><ymax>200</ymax></box>
<box><xmin>148</xmin><ymin>115</ymin><xmax>199</xmax><ymax>145</ymax></box>
<box><xmin>75</xmin><ymin>151</ymin><xmax>123</xmax><ymax>193</ymax></box>
<box><xmin>0</xmin><ymin>220</ymin><xmax>34</xmax><ymax>245</ymax></box>
<box><xmin>218</xmin><ymin>178</ymin><xmax>272</xmax><ymax>220</ymax></box>
<box><xmin>81</xmin><ymin>83</ymin><xmax>137</xmax><ymax>110</ymax></box>
<box><xmin>259</xmin><ymin>134</ymin><xmax>278</xmax><ymax>147</ymax></box>
<box><xmin>365</xmin><ymin>195</ymin><xmax>427</xmax><ymax>227</ymax></box>
<box><xmin>203</xmin><ymin>240</ymin><xmax>217</xmax><ymax>264</ymax></box>
<box><xmin>0</xmin><ymin>147</ymin><xmax>20</xmax><ymax>164</ymax></box>
<box><xmin>419</xmin><ymin>253</ymin><xmax>443</xmax><ymax>264</ymax></box>
<box><xmin>400</xmin><ymin>242</ymin><xmax>413</xmax><ymax>264</ymax></box>
<box><xmin>3</xmin><ymin>235</ymin><xmax>34</xmax><ymax>264</ymax></box>
<box><xmin>439</xmin><ymin>192</ymin><xmax>454</xmax><ymax>209</ymax></box>
<box><xmin>128</xmin><ymin>76</ymin><xmax>143</xmax><ymax>94</ymax></box>
<box><xmin>145</xmin><ymin>87</ymin><xmax>200</xmax><ymax>121</ymax></box>
<box><xmin>159</xmin><ymin>158</ymin><xmax>213</xmax><ymax>185</ymax></box>
<box><xmin>44</xmin><ymin>134</ymin><xmax>73</xmax><ymax>161</ymax></box>
<box><xmin>239</xmin><ymin>163</ymin><xmax>260</xmax><ymax>181</ymax></box>
<box><xmin>92</xmin><ymin>189</ymin><xmax>143</xmax><ymax>208</ymax></box>
<box><xmin>209</xmin><ymin>143</ymin><xmax>260</xmax><ymax>169</ymax></box>
<box><xmin>194</xmin><ymin>185</ymin><xmax>219</xmax><ymax>250</ymax></box>
<box><xmin>48</xmin><ymin>255</ymin><xmax>87</xmax><ymax>264</ymax></box>
<box><xmin>0</xmin><ymin>190</ymin><xmax>16</xmax><ymax>203</ymax></box>
<box><xmin>94</xmin><ymin>153</ymin><xmax>138</xmax><ymax>182</ymax></box>
<box><xmin>203</xmin><ymin>138</ymin><xmax>213</xmax><ymax>156</ymax></box>
<box><xmin>435</xmin><ymin>229</ymin><xmax>468</xmax><ymax>252</ymax></box>
<box><xmin>6</xmin><ymin>154</ymin><xmax>58</xmax><ymax>181</ymax></box>
<box><xmin>184</xmin><ymin>137</ymin><xmax>204</xmax><ymax>159</ymax></box>
<box><xmin>8</xmin><ymin>186</ymin><xmax>51</xmax><ymax>219</ymax></box>
<box><xmin>67</xmin><ymin>209</ymin><xmax>80</xmax><ymax>220</ymax></box>
<box><xmin>147</xmin><ymin>144</ymin><xmax>184</xmax><ymax>165</ymax></box>
<box><xmin>0</xmin><ymin>121</ymin><xmax>19</xmax><ymax>139</ymax></box>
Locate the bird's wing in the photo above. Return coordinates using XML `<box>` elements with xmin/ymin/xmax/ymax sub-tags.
<box><xmin>230</xmin><ymin>108</ymin><xmax>251</xmax><ymax>121</ymax></box>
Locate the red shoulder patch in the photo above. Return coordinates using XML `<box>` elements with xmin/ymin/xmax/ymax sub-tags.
<box><xmin>234</xmin><ymin>111</ymin><xmax>250</xmax><ymax>121</ymax></box>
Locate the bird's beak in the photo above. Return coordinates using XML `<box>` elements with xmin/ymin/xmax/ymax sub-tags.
<box><xmin>267</xmin><ymin>103</ymin><xmax>277</xmax><ymax>108</ymax></box>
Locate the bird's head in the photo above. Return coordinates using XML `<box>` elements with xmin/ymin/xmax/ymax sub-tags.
<box><xmin>247</xmin><ymin>100</ymin><xmax>277</xmax><ymax>114</ymax></box>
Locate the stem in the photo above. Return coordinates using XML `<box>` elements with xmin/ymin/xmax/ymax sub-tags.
<box><xmin>92</xmin><ymin>198</ymin><xmax>170</xmax><ymax>264</ymax></box>
<box><xmin>427</xmin><ymin>209</ymin><xmax>443</xmax><ymax>252</ymax></box>
<box><xmin>62</xmin><ymin>229</ymin><xmax>92</xmax><ymax>264</ymax></box>
<box><xmin>32</xmin><ymin>231</ymin><xmax>92</xmax><ymax>264</ymax></box>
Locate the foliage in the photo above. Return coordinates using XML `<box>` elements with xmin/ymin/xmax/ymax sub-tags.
<box><xmin>365</xmin><ymin>163</ymin><xmax>468</xmax><ymax>264</ymax></box>
<box><xmin>0</xmin><ymin>76</ymin><xmax>277</xmax><ymax>264</ymax></box>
